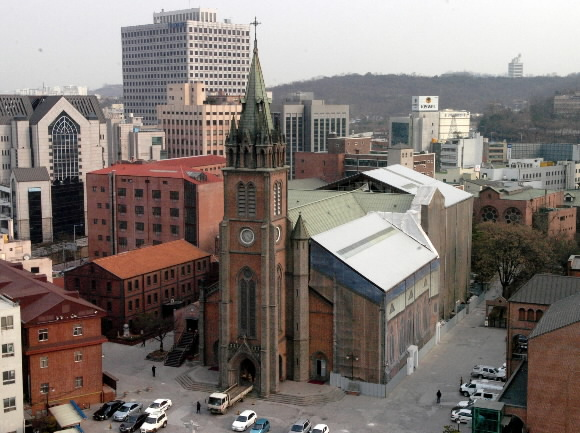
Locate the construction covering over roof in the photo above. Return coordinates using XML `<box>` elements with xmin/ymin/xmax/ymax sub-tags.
<box><xmin>312</xmin><ymin>212</ymin><xmax>438</xmax><ymax>293</ymax></box>
<box><xmin>362</xmin><ymin>165</ymin><xmax>472</xmax><ymax>207</ymax></box>
<box><xmin>92</xmin><ymin>239</ymin><xmax>210</xmax><ymax>279</ymax></box>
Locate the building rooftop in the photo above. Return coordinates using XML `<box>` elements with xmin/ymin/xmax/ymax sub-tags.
<box><xmin>499</xmin><ymin>361</ymin><xmax>527</xmax><ymax>408</ymax></box>
<box><xmin>529</xmin><ymin>291</ymin><xmax>580</xmax><ymax>339</ymax></box>
<box><xmin>312</xmin><ymin>212</ymin><xmax>437</xmax><ymax>294</ymax></box>
<box><xmin>508</xmin><ymin>274</ymin><xmax>580</xmax><ymax>305</ymax></box>
<box><xmin>11</xmin><ymin>167</ymin><xmax>50</xmax><ymax>182</ymax></box>
<box><xmin>91</xmin><ymin>239</ymin><xmax>210</xmax><ymax>279</ymax></box>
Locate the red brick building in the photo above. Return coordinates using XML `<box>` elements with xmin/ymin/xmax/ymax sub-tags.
<box><xmin>0</xmin><ymin>260</ymin><xmax>107</xmax><ymax>415</ymax></box>
<box><xmin>474</xmin><ymin>186</ymin><xmax>576</xmax><ymax>239</ymax></box>
<box><xmin>86</xmin><ymin>156</ymin><xmax>225</xmax><ymax>260</ymax></box>
<box><xmin>65</xmin><ymin>240</ymin><xmax>214</xmax><ymax>337</ymax></box>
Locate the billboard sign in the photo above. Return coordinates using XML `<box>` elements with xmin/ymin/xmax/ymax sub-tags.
<box><xmin>412</xmin><ymin>96</ymin><xmax>439</xmax><ymax>112</ymax></box>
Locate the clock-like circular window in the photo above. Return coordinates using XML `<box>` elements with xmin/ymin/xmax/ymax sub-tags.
<box><xmin>239</xmin><ymin>228</ymin><xmax>255</xmax><ymax>246</ymax></box>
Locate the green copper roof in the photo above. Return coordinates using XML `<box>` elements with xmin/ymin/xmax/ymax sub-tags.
<box><xmin>238</xmin><ymin>40</ymin><xmax>273</xmax><ymax>135</ymax></box>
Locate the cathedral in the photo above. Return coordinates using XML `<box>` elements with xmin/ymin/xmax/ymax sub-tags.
<box><xmin>200</xmin><ymin>36</ymin><xmax>473</xmax><ymax>397</ymax></box>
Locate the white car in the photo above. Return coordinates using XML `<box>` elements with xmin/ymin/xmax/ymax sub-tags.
<box><xmin>140</xmin><ymin>410</ymin><xmax>167</xmax><ymax>432</ymax></box>
<box><xmin>312</xmin><ymin>424</ymin><xmax>329</xmax><ymax>433</ymax></box>
<box><xmin>232</xmin><ymin>410</ymin><xmax>257</xmax><ymax>431</ymax></box>
<box><xmin>144</xmin><ymin>399</ymin><xmax>172</xmax><ymax>414</ymax></box>
<box><xmin>450</xmin><ymin>408</ymin><xmax>473</xmax><ymax>423</ymax></box>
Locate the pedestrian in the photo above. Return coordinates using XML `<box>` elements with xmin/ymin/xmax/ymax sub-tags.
<box><xmin>460</xmin><ymin>376</ymin><xmax>464</xmax><ymax>386</ymax></box>
<box><xmin>152</xmin><ymin>365</ymin><xmax>156</xmax><ymax>377</ymax></box>
<box><xmin>141</xmin><ymin>330</ymin><xmax>146</xmax><ymax>347</ymax></box>
<box><xmin>196</xmin><ymin>401</ymin><xmax>201</xmax><ymax>414</ymax></box>
<box><xmin>436</xmin><ymin>389</ymin><xmax>442</xmax><ymax>404</ymax></box>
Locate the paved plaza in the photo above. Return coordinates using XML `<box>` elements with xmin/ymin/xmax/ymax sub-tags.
<box><xmin>80</xmin><ymin>287</ymin><xmax>505</xmax><ymax>433</ymax></box>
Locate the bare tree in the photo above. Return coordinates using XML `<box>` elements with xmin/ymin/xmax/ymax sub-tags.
<box><xmin>134</xmin><ymin>313</ymin><xmax>174</xmax><ymax>352</ymax></box>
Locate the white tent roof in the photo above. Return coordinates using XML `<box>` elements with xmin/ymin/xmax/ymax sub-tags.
<box><xmin>49</xmin><ymin>403</ymin><xmax>85</xmax><ymax>428</ymax></box>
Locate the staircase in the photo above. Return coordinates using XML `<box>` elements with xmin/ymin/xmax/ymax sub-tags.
<box><xmin>176</xmin><ymin>371</ymin><xmax>219</xmax><ymax>393</ymax></box>
<box><xmin>256</xmin><ymin>387</ymin><xmax>346</xmax><ymax>406</ymax></box>
<box><xmin>164</xmin><ymin>330</ymin><xmax>195</xmax><ymax>367</ymax></box>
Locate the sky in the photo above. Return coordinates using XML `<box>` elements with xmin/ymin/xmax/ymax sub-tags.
<box><xmin>2</xmin><ymin>0</ymin><xmax>580</xmax><ymax>92</ymax></box>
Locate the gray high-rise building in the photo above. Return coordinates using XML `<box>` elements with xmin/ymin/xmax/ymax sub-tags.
<box><xmin>121</xmin><ymin>8</ymin><xmax>251</xmax><ymax>125</ymax></box>
<box><xmin>508</xmin><ymin>54</ymin><xmax>523</xmax><ymax>78</ymax></box>
<box><xmin>282</xmin><ymin>93</ymin><xmax>349</xmax><ymax>178</ymax></box>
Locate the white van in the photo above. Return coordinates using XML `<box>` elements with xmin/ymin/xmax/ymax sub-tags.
<box><xmin>471</xmin><ymin>390</ymin><xmax>499</xmax><ymax>401</ymax></box>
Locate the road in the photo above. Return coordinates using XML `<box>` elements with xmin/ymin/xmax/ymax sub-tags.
<box><xmin>81</xmin><ymin>290</ymin><xmax>505</xmax><ymax>433</ymax></box>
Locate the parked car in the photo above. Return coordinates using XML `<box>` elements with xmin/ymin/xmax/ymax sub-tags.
<box><xmin>450</xmin><ymin>408</ymin><xmax>473</xmax><ymax>423</ymax></box>
<box><xmin>113</xmin><ymin>402</ymin><xmax>143</xmax><ymax>421</ymax></box>
<box><xmin>93</xmin><ymin>400</ymin><xmax>125</xmax><ymax>420</ymax></box>
<box><xmin>289</xmin><ymin>419</ymin><xmax>312</xmax><ymax>433</ymax></box>
<box><xmin>471</xmin><ymin>365</ymin><xmax>504</xmax><ymax>380</ymax></box>
<box><xmin>471</xmin><ymin>390</ymin><xmax>499</xmax><ymax>401</ymax></box>
<box><xmin>250</xmin><ymin>418</ymin><xmax>271</xmax><ymax>433</ymax></box>
<box><xmin>232</xmin><ymin>410</ymin><xmax>257</xmax><ymax>432</ymax></box>
<box><xmin>454</xmin><ymin>399</ymin><xmax>476</xmax><ymax>409</ymax></box>
<box><xmin>120</xmin><ymin>413</ymin><xmax>148</xmax><ymax>432</ymax></box>
<box><xmin>140</xmin><ymin>411</ymin><xmax>167</xmax><ymax>433</ymax></box>
<box><xmin>312</xmin><ymin>424</ymin><xmax>329</xmax><ymax>433</ymax></box>
<box><xmin>144</xmin><ymin>399</ymin><xmax>172</xmax><ymax>414</ymax></box>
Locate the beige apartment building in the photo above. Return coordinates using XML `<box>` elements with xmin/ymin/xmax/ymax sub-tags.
<box><xmin>157</xmin><ymin>82</ymin><xmax>242</xmax><ymax>158</ymax></box>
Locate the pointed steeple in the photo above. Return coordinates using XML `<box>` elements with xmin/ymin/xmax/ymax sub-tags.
<box><xmin>225</xmin><ymin>23</ymin><xmax>285</xmax><ymax>170</ymax></box>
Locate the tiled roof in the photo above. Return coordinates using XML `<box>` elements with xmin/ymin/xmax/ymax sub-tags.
<box><xmin>12</xmin><ymin>167</ymin><xmax>50</xmax><ymax>182</ymax></box>
<box><xmin>92</xmin><ymin>240</ymin><xmax>210</xmax><ymax>279</ymax></box>
<box><xmin>529</xmin><ymin>291</ymin><xmax>580</xmax><ymax>339</ymax></box>
<box><xmin>0</xmin><ymin>260</ymin><xmax>104</xmax><ymax>324</ymax></box>
<box><xmin>508</xmin><ymin>274</ymin><xmax>580</xmax><ymax>305</ymax></box>
<box><xmin>89</xmin><ymin>158</ymin><xmax>224</xmax><ymax>183</ymax></box>
<box><xmin>28</xmin><ymin>95</ymin><xmax>105</xmax><ymax>124</ymax></box>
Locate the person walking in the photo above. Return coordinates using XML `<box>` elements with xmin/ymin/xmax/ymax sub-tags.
<box><xmin>196</xmin><ymin>401</ymin><xmax>201</xmax><ymax>414</ymax></box>
<box><xmin>152</xmin><ymin>365</ymin><xmax>156</xmax><ymax>377</ymax></box>
<box><xmin>436</xmin><ymin>389</ymin><xmax>442</xmax><ymax>403</ymax></box>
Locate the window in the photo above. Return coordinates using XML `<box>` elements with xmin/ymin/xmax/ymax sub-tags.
<box><xmin>119</xmin><ymin>237</ymin><xmax>128</xmax><ymax>247</ymax></box>
<box><xmin>3</xmin><ymin>370</ymin><xmax>15</xmax><ymax>385</ymax></box>
<box><xmin>171</xmin><ymin>225</ymin><xmax>179</xmax><ymax>236</ymax></box>
<box><xmin>239</xmin><ymin>267</ymin><xmax>256</xmax><ymax>337</ymax></box>
<box><xmin>135</xmin><ymin>206</ymin><xmax>144</xmax><ymax>215</ymax></box>
<box><xmin>518</xmin><ymin>308</ymin><xmax>525</xmax><ymax>321</ymax></box>
<box><xmin>74</xmin><ymin>351</ymin><xmax>83</xmax><ymax>362</ymax></box>
<box><xmin>274</xmin><ymin>181</ymin><xmax>282</xmax><ymax>215</ymax></box>
<box><xmin>147</xmin><ymin>295</ymin><xmax>151</xmax><ymax>305</ymax></box>
<box><xmin>1</xmin><ymin>316</ymin><xmax>13</xmax><ymax>330</ymax></box>
<box><xmin>40</xmin><ymin>356</ymin><xmax>48</xmax><ymax>368</ymax></box>
<box><xmin>38</xmin><ymin>328</ymin><xmax>48</xmax><ymax>341</ymax></box>
<box><xmin>152</xmin><ymin>207</ymin><xmax>161</xmax><ymax>217</ymax></box>
<box><xmin>135</xmin><ymin>299</ymin><xmax>140</xmax><ymax>310</ymax></box>
<box><xmin>147</xmin><ymin>276</ymin><xmax>151</xmax><ymax>285</ymax></box>
<box><xmin>40</xmin><ymin>383</ymin><xmax>49</xmax><ymax>394</ymax></box>
<box><xmin>118</xmin><ymin>188</ymin><xmax>126</xmax><ymax>197</ymax></box>
<box><xmin>119</xmin><ymin>221</ymin><xmax>128</xmax><ymax>230</ymax></box>
<box><xmin>153</xmin><ymin>224</ymin><xmax>162</xmax><ymax>234</ymax></box>
<box><xmin>170</xmin><ymin>208</ymin><xmax>179</xmax><ymax>217</ymax></box>
<box><xmin>117</xmin><ymin>204</ymin><xmax>127</xmax><ymax>213</ymax></box>
<box><xmin>152</xmin><ymin>190</ymin><xmax>161</xmax><ymax>199</ymax></box>
<box><xmin>136</xmin><ymin>239</ymin><xmax>145</xmax><ymax>247</ymax></box>
<box><xmin>128</xmin><ymin>300</ymin><xmax>133</xmax><ymax>311</ymax></box>
<box><xmin>135</xmin><ymin>188</ymin><xmax>144</xmax><ymax>198</ymax></box>
<box><xmin>75</xmin><ymin>376</ymin><xmax>83</xmax><ymax>388</ymax></box>
<box><xmin>170</xmin><ymin>191</ymin><xmax>179</xmax><ymax>200</ymax></box>
<box><xmin>73</xmin><ymin>325</ymin><xmax>83</xmax><ymax>336</ymax></box>
<box><xmin>106</xmin><ymin>281</ymin><xmax>112</xmax><ymax>292</ymax></box>
<box><xmin>136</xmin><ymin>222</ymin><xmax>145</xmax><ymax>231</ymax></box>
<box><xmin>107</xmin><ymin>302</ymin><xmax>112</xmax><ymax>312</ymax></box>
<box><xmin>1</xmin><ymin>343</ymin><xmax>14</xmax><ymax>358</ymax></box>
<box><xmin>3</xmin><ymin>397</ymin><xmax>16</xmax><ymax>413</ymax></box>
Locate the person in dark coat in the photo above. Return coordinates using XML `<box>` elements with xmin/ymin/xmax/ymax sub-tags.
<box><xmin>436</xmin><ymin>389</ymin><xmax>442</xmax><ymax>403</ymax></box>
<box><xmin>196</xmin><ymin>401</ymin><xmax>201</xmax><ymax>414</ymax></box>
<box><xmin>152</xmin><ymin>365</ymin><xmax>156</xmax><ymax>377</ymax></box>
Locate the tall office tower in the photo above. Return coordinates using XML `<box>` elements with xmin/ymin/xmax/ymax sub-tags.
<box><xmin>508</xmin><ymin>54</ymin><xmax>523</xmax><ymax>78</ymax></box>
<box><xmin>282</xmin><ymin>92</ymin><xmax>349</xmax><ymax>178</ymax></box>
<box><xmin>121</xmin><ymin>8</ymin><xmax>251</xmax><ymax>125</ymax></box>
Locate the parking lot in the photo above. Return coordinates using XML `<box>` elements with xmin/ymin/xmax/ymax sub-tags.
<box><xmin>80</xmin><ymin>288</ymin><xmax>506</xmax><ymax>433</ymax></box>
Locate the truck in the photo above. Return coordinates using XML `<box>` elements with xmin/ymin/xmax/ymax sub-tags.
<box><xmin>459</xmin><ymin>379</ymin><xmax>503</xmax><ymax>397</ymax></box>
<box><xmin>207</xmin><ymin>384</ymin><xmax>253</xmax><ymax>414</ymax></box>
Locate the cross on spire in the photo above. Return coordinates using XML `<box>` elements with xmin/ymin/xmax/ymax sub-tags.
<box><xmin>250</xmin><ymin>17</ymin><xmax>261</xmax><ymax>44</ymax></box>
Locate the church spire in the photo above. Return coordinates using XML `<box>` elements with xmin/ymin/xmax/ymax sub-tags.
<box><xmin>226</xmin><ymin>19</ymin><xmax>285</xmax><ymax>169</ymax></box>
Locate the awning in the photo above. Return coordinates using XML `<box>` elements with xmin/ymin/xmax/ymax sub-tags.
<box><xmin>49</xmin><ymin>402</ymin><xmax>86</xmax><ymax>428</ymax></box>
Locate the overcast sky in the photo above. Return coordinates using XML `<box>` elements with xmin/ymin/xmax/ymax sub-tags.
<box><xmin>2</xmin><ymin>0</ymin><xmax>579</xmax><ymax>92</ymax></box>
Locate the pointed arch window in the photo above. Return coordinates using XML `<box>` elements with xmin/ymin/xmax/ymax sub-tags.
<box><xmin>237</xmin><ymin>182</ymin><xmax>256</xmax><ymax>218</ymax></box>
<box><xmin>239</xmin><ymin>267</ymin><xmax>256</xmax><ymax>338</ymax></box>
<box><xmin>49</xmin><ymin>113</ymin><xmax>80</xmax><ymax>182</ymax></box>
<box><xmin>274</xmin><ymin>181</ymin><xmax>282</xmax><ymax>216</ymax></box>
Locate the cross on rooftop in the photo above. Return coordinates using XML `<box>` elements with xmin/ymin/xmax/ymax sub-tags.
<box><xmin>250</xmin><ymin>17</ymin><xmax>261</xmax><ymax>43</ymax></box>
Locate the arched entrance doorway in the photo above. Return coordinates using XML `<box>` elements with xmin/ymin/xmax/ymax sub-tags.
<box><xmin>239</xmin><ymin>358</ymin><xmax>257</xmax><ymax>385</ymax></box>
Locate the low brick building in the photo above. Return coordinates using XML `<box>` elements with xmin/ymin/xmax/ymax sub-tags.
<box><xmin>0</xmin><ymin>260</ymin><xmax>107</xmax><ymax>415</ymax></box>
<box><xmin>65</xmin><ymin>240</ymin><xmax>215</xmax><ymax>337</ymax></box>
<box><xmin>474</xmin><ymin>186</ymin><xmax>576</xmax><ymax>239</ymax></box>
<box><xmin>86</xmin><ymin>156</ymin><xmax>225</xmax><ymax>260</ymax></box>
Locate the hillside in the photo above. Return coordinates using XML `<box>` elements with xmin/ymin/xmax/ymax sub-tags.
<box><xmin>270</xmin><ymin>74</ymin><xmax>580</xmax><ymax>126</ymax></box>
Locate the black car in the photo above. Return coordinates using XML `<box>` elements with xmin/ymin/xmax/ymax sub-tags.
<box><xmin>119</xmin><ymin>413</ymin><xmax>148</xmax><ymax>432</ymax></box>
<box><xmin>93</xmin><ymin>400</ymin><xmax>125</xmax><ymax>421</ymax></box>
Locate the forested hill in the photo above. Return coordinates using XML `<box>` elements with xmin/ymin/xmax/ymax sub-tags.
<box><xmin>270</xmin><ymin>74</ymin><xmax>580</xmax><ymax>122</ymax></box>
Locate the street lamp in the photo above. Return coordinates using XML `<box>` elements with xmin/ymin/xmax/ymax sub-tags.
<box><xmin>345</xmin><ymin>353</ymin><xmax>358</xmax><ymax>380</ymax></box>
